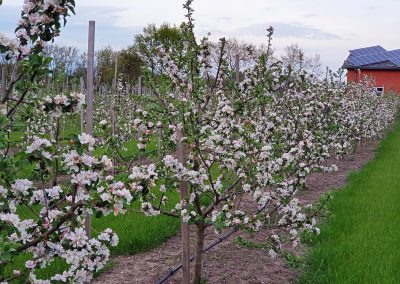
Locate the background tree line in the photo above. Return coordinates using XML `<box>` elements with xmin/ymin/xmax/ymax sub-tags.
<box><xmin>0</xmin><ymin>22</ymin><xmax>326</xmax><ymax>92</ymax></box>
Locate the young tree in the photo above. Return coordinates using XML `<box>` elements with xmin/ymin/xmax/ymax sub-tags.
<box><xmin>0</xmin><ymin>2</ymin><xmax>134</xmax><ymax>283</ymax></box>
<box><xmin>125</xmin><ymin>3</ymin><xmax>398</xmax><ymax>283</ymax></box>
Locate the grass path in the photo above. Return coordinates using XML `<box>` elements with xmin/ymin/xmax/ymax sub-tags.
<box><xmin>300</xmin><ymin>123</ymin><xmax>400</xmax><ymax>284</ymax></box>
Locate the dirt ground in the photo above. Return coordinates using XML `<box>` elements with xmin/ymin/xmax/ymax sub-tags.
<box><xmin>95</xmin><ymin>140</ymin><xmax>378</xmax><ymax>284</ymax></box>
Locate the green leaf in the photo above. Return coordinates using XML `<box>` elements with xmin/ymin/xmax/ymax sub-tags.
<box><xmin>95</xmin><ymin>210</ymin><xmax>103</xmax><ymax>218</ymax></box>
<box><xmin>43</xmin><ymin>56</ymin><xmax>53</xmax><ymax>65</ymax></box>
<box><xmin>15</xmin><ymin>80</ymin><xmax>26</xmax><ymax>91</ymax></box>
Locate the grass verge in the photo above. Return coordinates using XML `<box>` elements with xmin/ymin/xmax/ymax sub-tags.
<box><xmin>300</xmin><ymin>122</ymin><xmax>400</xmax><ymax>284</ymax></box>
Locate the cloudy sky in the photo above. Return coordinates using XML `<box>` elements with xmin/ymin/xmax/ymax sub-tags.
<box><xmin>1</xmin><ymin>0</ymin><xmax>399</xmax><ymax>70</ymax></box>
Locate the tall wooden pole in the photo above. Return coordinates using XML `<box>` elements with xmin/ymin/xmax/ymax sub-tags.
<box><xmin>80</xmin><ymin>77</ymin><xmax>85</xmax><ymax>134</ymax></box>
<box><xmin>111</xmin><ymin>53</ymin><xmax>118</xmax><ymax>172</ymax></box>
<box><xmin>176</xmin><ymin>128</ymin><xmax>191</xmax><ymax>284</ymax></box>
<box><xmin>85</xmin><ymin>20</ymin><xmax>95</xmax><ymax>238</ymax></box>
<box><xmin>111</xmin><ymin>52</ymin><xmax>118</xmax><ymax>138</ymax></box>
<box><xmin>138</xmin><ymin>76</ymin><xmax>142</xmax><ymax>95</ymax></box>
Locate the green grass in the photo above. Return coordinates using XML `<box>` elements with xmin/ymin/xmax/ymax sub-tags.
<box><xmin>92</xmin><ymin>190</ymin><xmax>180</xmax><ymax>255</ymax></box>
<box><xmin>93</xmin><ymin>208</ymin><xmax>180</xmax><ymax>255</ymax></box>
<box><xmin>300</xmin><ymin>122</ymin><xmax>400</xmax><ymax>284</ymax></box>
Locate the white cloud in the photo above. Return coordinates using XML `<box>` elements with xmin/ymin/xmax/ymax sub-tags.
<box><xmin>1</xmin><ymin>0</ymin><xmax>400</xmax><ymax>70</ymax></box>
<box><xmin>235</xmin><ymin>23</ymin><xmax>342</xmax><ymax>40</ymax></box>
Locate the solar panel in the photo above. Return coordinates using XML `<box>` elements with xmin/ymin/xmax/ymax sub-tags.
<box><xmin>345</xmin><ymin>46</ymin><xmax>400</xmax><ymax>68</ymax></box>
<box><xmin>390</xmin><ymin>57</ymin><xmax>400</xmax><ymax>65</ymax></box>
<box><xmin>351</xmin><ymin>57</ymin><xmax>365</xmax><ymax>66</ymax></box>
<box><xmin>347</xmin><ymin>56</ymin><xmax>360</xmax><ymax>66</ymax></box>
<box><xmin>371</xmin><ymin>46</ymin><xmax>384</xmax><ymax>53</ymax></box>
<box><xmin>381</xmin><ymin>53</ymin><xmax>390</xmax><ymax>60</ymax></box>
<box><xmin>349</xmin><ymin>45</ymin><xmax>386</xmax><ymax>56</ymax></box>
<box><xmin>351</xmin><ymin>50</ymin><xmax>365</xmax><ymax>57</ymax></box>
<box><xmin>371</xmin><ymin>53</ymin><xmax>381</xmax><ymax>61</ymax></box>
<box><xmin>358</xmin><ymin>55</ymin><xmax>374</xmax><ymax>65</ymax></box>
<box><xmin>388</xmin><ymin>50</ymin><xmax>400</xmax><ymax>57</ymax></box>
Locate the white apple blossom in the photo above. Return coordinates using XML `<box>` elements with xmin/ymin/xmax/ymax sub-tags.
<box><xmin>78</xmin><ymin>133</ymin><xmax>96</xmax><ymax>151</ymax></box>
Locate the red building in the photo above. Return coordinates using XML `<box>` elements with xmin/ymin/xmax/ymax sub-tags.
<box><xmin>343</xmin><ymin>46</ymin><xmax>400</xmax><ymax>95</ymax></box>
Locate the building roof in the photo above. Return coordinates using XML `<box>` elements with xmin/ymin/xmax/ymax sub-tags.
<box><xmin>343</xmin><ymin>45</ymin><xmax>400</xmax><ymax>70</ymax></box>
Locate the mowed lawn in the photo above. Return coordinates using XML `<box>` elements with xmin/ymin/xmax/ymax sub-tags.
<box><xmin>300</xmin><ymin>122</ymin><xmax>400</xmax><ymax>284</ymax></box>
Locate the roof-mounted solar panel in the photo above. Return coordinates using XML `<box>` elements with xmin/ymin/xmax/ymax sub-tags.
<box><xmin>344</xmin><ymin>46</ymin><xmax>400</xmax><ymax>69</ymax></box>
<box><xmin>349</xmin><ymin>45</ymin><xmax>386</xmax><ymax>56</ymax></box>
<box><xmin>390</xmin><ymin>57</ymin><xmax>400</xmax><ymax>66</ymax></box>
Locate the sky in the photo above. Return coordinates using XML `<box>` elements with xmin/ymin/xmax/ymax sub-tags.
<box><xmin>1</xmin><ymin>0</ymin><xmax>400</xmax><ymax>71</ymax></box>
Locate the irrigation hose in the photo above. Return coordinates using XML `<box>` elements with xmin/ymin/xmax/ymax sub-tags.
<box><xmin>155</xmin><ymin>227</ymin><xmax>239</xmax><ymax>284</ymax></box>
<box><xmin>155</xmin><ymin>202</ymin><xmax>272</xmax><ymax>284</ymax></box>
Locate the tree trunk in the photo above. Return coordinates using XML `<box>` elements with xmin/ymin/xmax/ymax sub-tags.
<box><xmin>193</xmin><ymin>222</ymin><xmax>205</xmax><ymax>284</ymax></box>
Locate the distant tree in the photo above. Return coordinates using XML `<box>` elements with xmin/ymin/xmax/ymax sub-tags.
<box><xmin>72</xmin><ymin>51</ymin><xmax>87</xmax><ymax>81</ymax></box>
<box><xmin>96</xmin><ymin>45</ymin><xmax>117</xmax><ymax>85</ymax></box>
<box><xmin>307</xmin><ymin>54</ymin><xmax>323</xmax><ymax>77</ymax></box>
<box><xmin>209</xmin><ymin>38</ymin><xmax>275</xmax><ymax>81</ymax></box>
<box><xmin>96</xmin><ymin>45</ymin><xmax>142</xmax><ymax>86</ymax></box>
<box><xmin>281</xmin><ymin>43</ymin><xmax>322</xmax><ymax>77</ymax></box>
<box><xmin>63</xmin><ymin>46</ymin><xmax>80</xmax><ymax>77</ymax></box>
<box><xmin>44</xmin><ymin>44</ymin><xmax>79</xmax><ymax>79</ymax></box>
<box><xmin>117</xmin><ymin>46</ymin><xmax>142</xmax><ymax>85</ymax></box>
<box><xmin>133</xmin><ymin>23</ymin><xmax>184</xmax><ymax>75</ymax></box>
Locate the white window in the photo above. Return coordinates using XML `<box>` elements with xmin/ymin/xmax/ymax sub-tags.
<box><xmin>375</xmin><ymin>86</ymin><xmax>384</xmax><ymax>96</ymax></box>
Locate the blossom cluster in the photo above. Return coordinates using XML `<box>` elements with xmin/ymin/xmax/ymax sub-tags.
<box><xmin>42</xmin><ymin>92</ymin><xmax>85</xmax><ymax>118</ymax></box>
<box><xmin>0</xmin><ymin>0</ymin><xmax>75</xmax><ymax>59</ymax></box>
<box><xmin>0</xmin><ymin>131</ymin><xmax>135</xmax><ymax>283</ymax></box>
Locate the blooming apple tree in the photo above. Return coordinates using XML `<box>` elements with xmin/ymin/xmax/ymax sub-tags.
<box><xmin>120</xmin><ymin>1</ymin><xmax>399</xmax><ymax>283</ymax></box>
<box><xmin>0</xmin><ymin>1</ymin><xmax>134</xmax><ymax>283</ymax></box>
<box><xmin>0</xmin><ymin>1</ymin><xmax>398</xmax><ymax>284</ymax></box>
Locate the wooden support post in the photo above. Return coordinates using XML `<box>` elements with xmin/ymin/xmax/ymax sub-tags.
<box><xmin>235</xmin><ymin>53</ymin><xmax>240</xmax><ymax>83</ymax></box>
<box><xmin>80</xmin><ymin>77</ymin><xmax>85</xmax><ymax>134</ymax></box>
<box><xmin>62</xmin><ymin>115</ymin><xmax>66</xmax><ymax>140</ymax></box>
<box><xmin>111</xmin><ymin>52</ymin><xmax>118</xmax><ymax>138</ymax></box>
<box><xmin>49</xmin><ymin>116</ymin><xmax>54</xmax><ymax>141</ymax></box>
<box><xmin>157</xmin><ymin>125</ymin><xmax>162</xmax><ymax>156</ymax></box>
<box><xmin>176</xmin><ymin>128</ymin><xmax>191</xmax><ymax>284</ymax></box>
<box><xmin>11</xmin><ymin>62</ymin><xmax>16</xmax><ymax>82</ymax></box>
<box><xmin>138</xmin><ymin>76</ymin><xmax>142</xmax><ymax>95</ymax></box>
<box><xmin>111</xmin><ymin>107</ymin><xmax>116</xmax><ymax>137</ymax></box>
<box><xmin>85</xmin><ymin>20</ymin><xmax>95</xmax><ymax>238</ymax></box>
